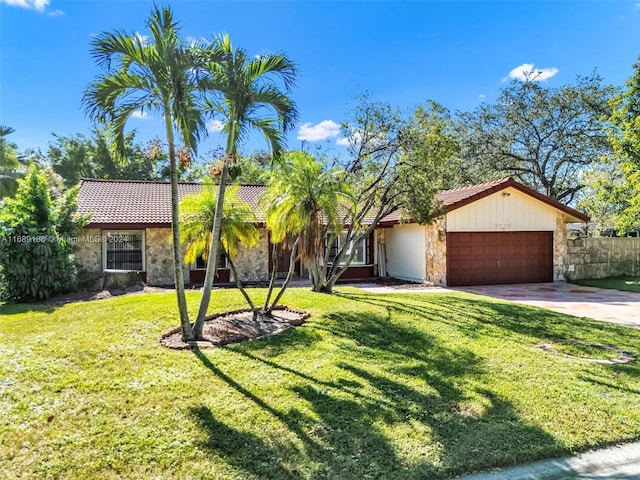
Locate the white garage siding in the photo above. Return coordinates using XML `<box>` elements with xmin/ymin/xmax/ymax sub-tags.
<box><xmin>446</xmin><ymin>187</ymin><xmax>557</xmax><ymax>232</ymax></box>
<box><xmin>385</xmin><ymin>223</ymin><xmax>427</xmax><ymax>283</ymax></box>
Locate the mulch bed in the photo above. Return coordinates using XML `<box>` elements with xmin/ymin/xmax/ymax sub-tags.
<box><xmin>159</xmin><ymin>306</ymin><xmax>310</xmax><ymax>350</ymax></box>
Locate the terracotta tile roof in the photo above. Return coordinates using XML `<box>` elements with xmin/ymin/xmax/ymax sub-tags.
<box><xmin>77</xmin><ymin>179</ymin><xmax>267</xmax><ymax>226</ymax></box>
<box><xmin>78</xmin><ymin>177</ymin><xmax>589</xmax><ymax>228</ymax></box>
<box><xmin>379</xmin><ymin>177</ymin><xmax>589</xmax><ymax>225</ymax></box>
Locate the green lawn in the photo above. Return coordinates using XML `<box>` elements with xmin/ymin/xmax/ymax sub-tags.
<box><xmin>571</xmin><ymin>275</ymin><xmax>640</xmax><ymax>293</ymax></box>
<box><xmin>1</xmin><ymin>288</ymin><xmax>640</xmax><ymax>480</ymax></box>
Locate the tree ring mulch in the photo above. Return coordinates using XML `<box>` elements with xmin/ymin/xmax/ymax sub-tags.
<box><xmin>159</xmin><ymin>305</ymin><xmax>310</xmax><ymax>350</ymax></box>
<box><xmin>536</xmin><ymin>340</ymin><xmax>636</xmax><ymax>364</ymax></box>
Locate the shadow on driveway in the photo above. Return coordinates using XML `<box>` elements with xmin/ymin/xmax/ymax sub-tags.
<box><xmin>450</xmin><ymin>283</ymin><xmax>640</xmax><ymax>329</ymax></box>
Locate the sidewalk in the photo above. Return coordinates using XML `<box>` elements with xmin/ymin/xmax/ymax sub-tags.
<box><xmin>456</xmin><ymin>441</ymin><xmax>640</xmax><ymax>479</ymax></box>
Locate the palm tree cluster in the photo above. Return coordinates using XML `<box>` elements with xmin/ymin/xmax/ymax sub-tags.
<box><xmin>83</xmin><ymin>5</ymin><xmax>299</xmax><ymax>340</ymax></box>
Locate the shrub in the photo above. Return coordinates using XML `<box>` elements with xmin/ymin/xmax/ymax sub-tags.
<box><xmin>0</xmin><ymin>165</ymin><xmax>86</xmax><ymax>301</ymax></box>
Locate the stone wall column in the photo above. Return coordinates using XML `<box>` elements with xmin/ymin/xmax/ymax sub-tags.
<box><xmin>553</xmin><ymin>212</ymin><xmax>568</xmax><ymax>282</ymax></box>
<box><xmin>425</xmin><ymin>216</ymin><xmax>447</xmax><ymax>286</ymax></box>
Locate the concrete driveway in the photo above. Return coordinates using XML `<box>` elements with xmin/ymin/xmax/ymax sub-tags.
<box><xmin>451</xmin><ymin>282</ymin><xmax>640</xmax><ymax>328</ymax></box>
<box><xmin>352</xmin><ymin>281</ymin><xmax>640</xmax><ymax>328</ymax></box>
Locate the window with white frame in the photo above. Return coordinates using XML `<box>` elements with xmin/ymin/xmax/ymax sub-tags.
<box><xmin>104</xmin><ymin>231</ymin><xmax>144</xmax><ymax>271</ymax></box>
<box><xmin>326</xmin><ymin>232</ymin><xmax>368</xmax><ymax>265</ymax></box>
<box><xmin>195</xmin><ymin>254</ymin><xmax>228</xmax><ymax>270</ymax></box>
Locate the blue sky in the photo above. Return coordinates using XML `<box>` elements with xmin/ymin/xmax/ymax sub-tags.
<box><xmin>1</xmin><ymin>0</ymin><xmax>640</xmax><ymax>160</ymax></box>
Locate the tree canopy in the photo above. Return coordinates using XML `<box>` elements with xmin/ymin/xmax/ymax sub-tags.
<box><xmin>47</xmin><ymin>129</ymin><xmax>171</xmax><ymax>187</ymax></box>
<box><xmin>456</xmin><ymin>74</ymin><xmax>614</xmax><ymax>203</ymax></box>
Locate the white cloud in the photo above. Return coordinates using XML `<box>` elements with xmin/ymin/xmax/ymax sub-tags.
<box><xmin>297</xmin><ymin>120</ymin><xmax>340</xmax><ymax>142</ymax></box>
<box><xmin>479</xmin><ymin>94</ymin><xmax>486</xmax><ymax>100</ymax></box>
<box><xmin>206</xmin><ymin>119</ymin><xmax>225</xmax><ymax>132</ymax></box>
<box><xmin>0</xmin><ymin>0</ymin><xmax>52</xmax><ymax>11</ymax></box>
<box><xmin>336</xmin><ymin>130</ymin><xmax>363</xmax><ymax>147</ymax></box>
<box><xmin>131</xmin><ymin>110</ymin><xmax>151</xmax><ymax>120</ymax></box>
<box><xmin>505</xmin><ymin>63</ymin><xmax>559</xmax><ymax>82</ymax></box>
<box><xmin>47</xmin><ymin>8</ymin><xmax>63</xmax><ymax>15</ymax></box>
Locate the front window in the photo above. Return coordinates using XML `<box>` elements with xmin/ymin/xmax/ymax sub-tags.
<box><xmin>104</xmin><ymin>231</ymin><xmax>144</xmax><ymax>271</ymax></box>
<box><xmin>327</xmin><ymin>232</ymin><xmax>368</xmax><ymax>265</ymax></box>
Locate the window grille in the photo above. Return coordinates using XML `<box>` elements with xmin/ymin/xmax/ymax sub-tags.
<box><xmin>105</xmin><ymin>232</ymin><xmax>143</xmax><ymax>270</ymax></box>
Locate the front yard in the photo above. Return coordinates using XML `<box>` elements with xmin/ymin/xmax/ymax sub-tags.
<box><xmin>1</xmin><ymin>287</ymin><xmax>639</xmax><ymax>479</ymax></box>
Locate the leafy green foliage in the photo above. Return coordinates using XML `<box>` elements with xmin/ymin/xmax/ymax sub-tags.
<box><xmin>180</xmin><ymin>185</ymin><xmax>260</xmax><ymax>263</ymax></box>
<box><xmin>608</xmin><ymin>57</ymin><xmax>640</xmax><ymax>234</ymax></box>
<box><xmin>396</xmin><ymin>101</ymin><xmax>459</xmax><ymax>224</ymax></box>
<box><xmin>576</xmin><ymin>158</ymin><xmax>630</xmax><ymax>235</ymax></box>
<box><xmin>0</xmin><ymin>165</ymin><xmax>86</xmax><ymax>301</ymax></box>
<box><xmin>47</xmin><ymin>129</ymin><xmax>171</xmax><ymax>187</ymax></box>
<box><xmin>457</xmin><ymin>74</ymin><xmax>614</xmax><ymax>203</ymax></box>
<box><xmin>0</xmin><ymin>126</ymin><xmax>27</xmax><ymax>200</ymax></box>
<box><xmin>610</xmin><ymin>56</ymin><xmax>640</xmax><ymax>166</ymax></box>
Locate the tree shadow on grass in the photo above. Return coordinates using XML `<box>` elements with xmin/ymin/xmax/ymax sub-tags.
<box><xmin>337</xmin><ymin>291</ymin><xmax>640</xmax><ymax>349</ymax></box>
<box><xmin>189</xmin><ymin>306</ymin><xmax>563</xmax><ymax>479</ymax></box>
<box><xmin>0</xmin><ymin>302</ymin><xmax>57</xmax><ymax>316</ymax></box>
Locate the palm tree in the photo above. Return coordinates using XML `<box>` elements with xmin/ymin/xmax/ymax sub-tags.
<box><xmin>193</xmin><ymin>34</ymin><xmax>298</xmax><ymax>335</ymax></box>
<box><xmin>263</xmin><ymin>151</ymin><xmax>353</xmax><ymax>309</ymax></box>
<box><xmin>0</xmin><ymin>126</ymin><xmax>26</xmax><ymax>200</ymax></box>
<box><xmin>82</xmin><ymin>5</ymin><xmax>207</xmax><ymax>340</ymax></box>
<box><xmin>180</xmin><ymin>186</ymin><xmax>260</xmax><ymax>310</ymax></box>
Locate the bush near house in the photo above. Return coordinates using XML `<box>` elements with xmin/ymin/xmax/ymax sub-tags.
<box><xmin>0</xmin><ymin>165</ymin><xmax>85</xmax><ymax>301</ymax></box>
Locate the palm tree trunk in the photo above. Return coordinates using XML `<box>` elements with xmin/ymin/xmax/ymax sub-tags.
<box><xmin>227</xmin><ymin>254</ymin><xmax>255</xmax><ymax>311</ymax></box>
<box><xmin>194</xmin><ymin>160</ymin><xmax>229</xmax><ymax>337</ymax></box>
<box><xmin>266</xmin><ymin>237</ymin><xmax>299</xmax><ymax>313</ymax></box>
<box><xmin>262</xmin><ymin>241</ymin><xmax>279</xmax><ymax>312</ymax></box>
<box><xmin>164</xmin><ymin>110</ymin><xmax>193</xmax><ymax>340</ymax></box>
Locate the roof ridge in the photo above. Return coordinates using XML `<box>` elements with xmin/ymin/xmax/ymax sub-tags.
<box><xmin>439</xmin><ymin>177</ymin><xmax>511</xmax><ymax>194</ymax></box>
<box><xmin>78</xmin><ymin>178</ymin><xmax>267</xmax><ymax>187</ymax></box>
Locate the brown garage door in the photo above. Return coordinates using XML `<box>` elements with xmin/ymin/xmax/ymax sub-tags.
<box><xmin>447</xmin><ymin>231</ymin><xmax>553</xmax><ymax>286</ymax></box>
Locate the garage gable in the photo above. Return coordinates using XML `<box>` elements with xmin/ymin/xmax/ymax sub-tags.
<box><xmin>446</xmin><ymin>186</ymin><xmax>558</xmax><ymax>232</ymax></box>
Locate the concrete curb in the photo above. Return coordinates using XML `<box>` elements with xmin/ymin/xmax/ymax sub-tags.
<box><xmin>455</xmin><ymin>441</ymin><xmax>640</xmax><ymax>480</ymax></box>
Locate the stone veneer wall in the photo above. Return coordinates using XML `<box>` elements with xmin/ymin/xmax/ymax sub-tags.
<box><xmin>553</xmin><ymin>212</ymin><xmax>568</xmax><ymax>282</ymax></box>
<box><xmin>425</xmin><ymin>217</ymin><xmax>447</xmax><ymax>286</ymax></box>
<box><xmin>231</xmin><ymin>228</ymin><xmax>270</xmax><ymax>282</ymax></box>
<box><xmin>145</xmin><ymin>227</ymin><xmax>175</xmax><ymax>286</ymax></box>
<box><xmin>564</xmin><ymin>237</ymin><xmax>640</xmax><ymax>280</ymax></box>
<box><xmin>74</xmin><ymin>228</ymin><xmax>102</xmax><ymax>277</ymax></box>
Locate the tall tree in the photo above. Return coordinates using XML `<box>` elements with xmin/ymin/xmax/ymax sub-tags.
<box><xmin>608</xmin><ymin>56</ymin><xmax>640</xmax><ymax>234</ymax></box>
<box><xmin>193</xmin><ymin>34</ymin><xmax>297</xmax><ymax>336</ymax></box>
<box><xmin>457</xmin><ymin>74</ymin><xmax>614</xmax><ymax>203</ymax></box>
<box><xmin>82</xmin><ymin>5</ymin><xmax>208</xmax><ymax>340</ymax></box>
<box><xmin>0</xmin><ymin>126</ymin><xmax>27</xmax><ymax>200</ymax></box>
<box><xmin>309</xmin><ymin>97</ymin><xmax>457</xmax><ymax>293</ymax></box>
<box><xmin>264</xmin><ymin>151</ymin><xmax>352</xmax><ymax>301</ymax></box>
